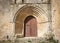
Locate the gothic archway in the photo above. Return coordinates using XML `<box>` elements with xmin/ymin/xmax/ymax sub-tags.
<box><xmin>14</xmin><ymin>4</ymin><xmax>48</xmax><ymax>38</ymax></box>
<box><xmin>24</xmin><ymin>15</ymin><xmax>37</xmax><ymax>37</ymax></box>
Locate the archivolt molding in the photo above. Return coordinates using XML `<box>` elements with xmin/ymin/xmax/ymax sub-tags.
<box><xmin>14</xmin><ymin>4</ymin><xmax>51</xmax><ymax>36</ymax></box>
<box><xmin>14</xmin><ymin>4</ymin><xmax>48</xmax><ymax>22</ymax></box>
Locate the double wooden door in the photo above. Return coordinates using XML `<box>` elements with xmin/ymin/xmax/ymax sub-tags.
<box><xmin>24</xmin><ymin>16</ymin><xmax>37</xmax><ymax>37</ymax></box>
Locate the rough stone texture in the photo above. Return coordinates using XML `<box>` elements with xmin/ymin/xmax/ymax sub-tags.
<box><xmin>0</xmin><ymin>37</ymin><xmax>58</xmax><ymax>43</ymax></box>
<box><xmin>52</xmin><ymin>0</ymin><xmax>60</xmax><ymax>43</ymax></box>
<box><xmin>12</xmin><ymin>0</ymin><xmax>50</xmax><ymax>4</ymax></box>
<box><xmin>24</xmin><ymin>0</ymin><xmax>49</xmax><ymax>3</ymax></box>
<box><xmin>0</xmin><ymin>0</ymin><xmax>60</xmax><ymax>43</ymax></box>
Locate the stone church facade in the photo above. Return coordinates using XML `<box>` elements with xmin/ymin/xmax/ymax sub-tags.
<box><xmin>0</xmin><ymin>0</ymin><xmax>60</xmax><ymax>42</ymax></box>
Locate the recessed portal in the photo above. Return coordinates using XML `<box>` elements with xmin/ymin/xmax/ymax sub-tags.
<box><xmin>24</xmin><ymin>16</ymin><xmax>37</xmax><ymax>37</ymax></box>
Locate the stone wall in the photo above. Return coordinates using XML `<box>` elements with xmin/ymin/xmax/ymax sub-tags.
<box><xmin>0</xmin><ymin>0</ymin><xmax>14</xmax><ymax>40</ymax></box>
<box><xmin>0</xmin><ymin>0</ymin><xmax>60</xmax><ymax>43</ymax></box>
<box><xmin>52</xmin><ymin>0</ymin><xmax>60</xmax><ymax>42</ymax></box>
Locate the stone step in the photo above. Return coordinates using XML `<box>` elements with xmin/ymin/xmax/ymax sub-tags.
<box><xmin>15</xmin><ymin>37</ymin><xmax>47</xmax><ymax>43</ymax></box>
<box><xmin>0</xmin><ymin>37</ymin><xmax>58</xmax><ymax>43</ymax></box>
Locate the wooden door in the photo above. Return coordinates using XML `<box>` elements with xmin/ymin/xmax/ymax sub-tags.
<box><xmin>24</xmin><ymin>16</ymin><xmax>37</xmax><ymax>37</ymax></box>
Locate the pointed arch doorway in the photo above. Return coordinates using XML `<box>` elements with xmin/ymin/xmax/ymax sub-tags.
<box><xmin>24</xmin><ymin>16</ymin><xmax>37</xmax><ymax>37</ymax></box>
<box><xmin>15</xmin><ymin>5</ymin><xmax>47</xmax><ymax>38</ymax></box>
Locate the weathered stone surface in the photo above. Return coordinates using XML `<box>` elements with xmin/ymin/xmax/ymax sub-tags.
<box><xmin>24</xmin><ymin>0</ymin><xmax>49</xmax><ymax>3</ymax></box>
<box><xmin>0</xmin><ymin>0</ymin><xmax>60</xmax><ymax>43</ymax></box>
<box><xmin>52</xmin><ymin>0</ymin><xmax>60</xmax><ymax>43</ymax></box>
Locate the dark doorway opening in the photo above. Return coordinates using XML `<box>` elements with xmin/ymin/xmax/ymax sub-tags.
<box><xmin>24</xmin><ymin>16</ymin><xmax>37</xmax><ymax>37</ymax></box>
